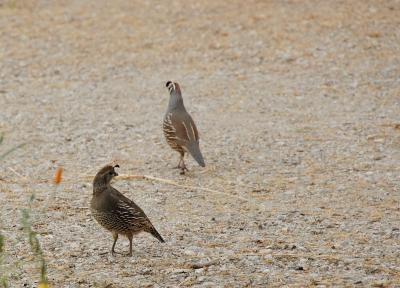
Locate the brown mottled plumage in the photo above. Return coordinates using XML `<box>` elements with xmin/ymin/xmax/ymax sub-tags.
<box><xmin>163</xmin><ymin>81</ymin><xmax>205</xmax><ymax>174</ymax></box>
<box><xmin>91</xmin><ymin>165</ymin><xmax>164</xmax><ymax>256</ymax></box>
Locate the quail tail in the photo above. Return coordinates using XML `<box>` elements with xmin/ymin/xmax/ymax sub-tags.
<box><xmin>149</xmin><ymin>226</ymin><xmax>165</xmax><ymax>243</ymax></box>
<box><xmin>186</xmin><ymin>142</ymin><xmax>205</xmax><ymax>167</ymax></box>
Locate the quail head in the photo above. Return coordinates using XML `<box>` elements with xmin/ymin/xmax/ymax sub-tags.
<box><xmin>163</xmin><ymin>81</ymin><xmax>205</xmax><ymax>174</ymax></box>
<box><xmin>91</xmin><ymin>164</ymin><xmax>164</xmax><ymax>256</ymax></box>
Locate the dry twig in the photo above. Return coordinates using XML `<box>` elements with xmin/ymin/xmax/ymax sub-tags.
<box><xmin>117</xmin><ymin>174</ymin><xmax>254</xmax><ymax>203</ymax></box>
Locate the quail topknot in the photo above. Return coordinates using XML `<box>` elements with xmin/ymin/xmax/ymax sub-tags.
<box><xmin>163</xmin><ymin>81</ymin><xmax>205</xmax><ymax>174</ymax></box>
<box><xmin>91</xmin><ymin>164</ymin><xmax>165</xmax><ymax>256</ymax></box>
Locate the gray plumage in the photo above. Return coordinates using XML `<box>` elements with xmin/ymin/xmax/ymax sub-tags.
<box><xmin>91</xmin><ymin>164</ymin><xmax>164</xmax><ymax>256</ymax></box>
<box><xmin>163</xmin><ymin>81</ymin><xmax>205</xmax><ymax>174</ymax></box>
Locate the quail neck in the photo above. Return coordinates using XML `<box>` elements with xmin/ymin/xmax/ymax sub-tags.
<box><xmin>93</xmin><ymin>178</ymin><xmax>109</xmax><ymax>194</ymax></box>
<box><xmin>167</xmin><ymin>90</ymin><xmax>185</xmax><ymax>111</ymax></box>
<box><xmin>93</xmin><ymin>172</ymin><xmax>109</xmax><ymax>187</ymax></box>
<box><xmin>93</xmin><ymin>167</ymin><xmax>117</xmax><ymax>194</ymax></box>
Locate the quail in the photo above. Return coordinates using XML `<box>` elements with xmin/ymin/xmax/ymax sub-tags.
<box><xmin>163</xmin><ymin>81</ymin><xmax>205</xmax><ymax>174</ymax></box>
<box><xmin>91</xmin><ymin>164</ymin><xmax>164</xmax><ymax>256</ymax></box>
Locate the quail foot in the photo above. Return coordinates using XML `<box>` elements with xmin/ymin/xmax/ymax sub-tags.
<box><xmin>91</xmin><ymin>164</ymin><xmax>165</xmax><ymax>256</ymax></box>
<box><xmin>163</xmin><ymin>81</ymin><xmax>205</xmax><ymax>174</ymax></box>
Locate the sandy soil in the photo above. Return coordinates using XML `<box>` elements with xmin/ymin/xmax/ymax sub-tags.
<box><xmin>0</xmin><ymin>0</ymin><xmax>399</xmax><ymax>287</ymax></box>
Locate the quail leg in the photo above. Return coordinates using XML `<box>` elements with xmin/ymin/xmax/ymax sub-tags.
<box><xmin>179</xmin><ymin>160</ymin><xmax>188</xmax><ymax>175</ymax></box>
<box><xmin>174</xmin><ymin>154</ymin><xmax>184</xmax><ymax>169</ymax></box>
<box><xmin>175</xmin><ymin>154</ymin><xmax>188</xmax><ymax>174</ymax></box>
<box><xmin>111</xmin><ymin>232</ymin><xmax>119</xmax><ymax>256</ymax></box>
<box><xmin>127</xmin><ymin>234</ymin><xmax>133</xmax><ymax>257</ymax></box>
<box><xmin>174</xmin><ymin>153</ymin><xmax>189</xmax><ymax>175</ymax></box>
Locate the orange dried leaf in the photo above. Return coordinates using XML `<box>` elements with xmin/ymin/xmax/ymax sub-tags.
<box><xmin>54</xmin><ymin>167</ymin><xmax>63</xmax><ymax>184</ymax></box>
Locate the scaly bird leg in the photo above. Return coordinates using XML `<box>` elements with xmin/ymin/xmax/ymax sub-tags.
<box><xmin>174</xmin><ymin>153</ymin><xmax>188</xmax><ymax>173</ymax></box>
<box><xmin>178</xmin><ymin>154</ymin><xmax>188</xmax><ymax>174</ymax></box>
<box><xmin>127</xmin><ymin>235</ymin><xmax>133</xmax><ymax>257</ymax></box>
<box><xmin>173</xmin><ymin>155</ymin><xmax>183</xmax><ymax>169</ymax></box>
<box><xmin>174</xmin><ymin>159</ymin><xmax>182</xmax><ymax>169</ymax></box>
<box><xmin>111</xmin><ymin>232</ymin><xmax>119</xmax><ymax>256</ymax></box>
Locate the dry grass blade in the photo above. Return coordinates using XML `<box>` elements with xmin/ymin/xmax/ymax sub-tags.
<box><xmin>116</xmin><ymin>174</ymin><xmax>254</xmax><ymax>203</ymax></box>
<box><xmin>0</xmin><ymin>143</ymin><xmax>26</xmax><ymax>161</ymax></box>
<box><xmin>7</xmin><ymin>167</ymin><xmax>28</xmax><ymax>182</ymax></box>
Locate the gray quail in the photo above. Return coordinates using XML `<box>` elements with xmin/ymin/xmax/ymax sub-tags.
<box><xmin>163</xmin><ymin>81</ymin><xmax>205</xmax><ymax>174</ymax></box>
<box><xmin>91</xmin><ymin>164</ymin><xmax>164</xmax><ymax>256</ymax></box>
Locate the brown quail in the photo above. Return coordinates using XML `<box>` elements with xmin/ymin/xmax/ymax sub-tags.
<box><xmin>163</xmin><ymin>81</ymin><xmax>205</xmax><ymax>174</ymax></box>
<box><xmin>91</xmin><ymin>164</ymin><xmax>164</xmax><ymax>256</ymax></box>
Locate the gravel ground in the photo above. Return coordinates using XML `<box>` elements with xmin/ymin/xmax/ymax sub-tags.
<box><xmin>1</xmin><ymin>0</ymin><xmax>400</xmax><ymax>287</ymax></box>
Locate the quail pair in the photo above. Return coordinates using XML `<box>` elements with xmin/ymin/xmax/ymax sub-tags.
<box><xmin>91</xmin><ymin>81</ymin><xmax>205</xmax><ymax>256</ymax></box>
<box><xmin>163</xmin><ymin>81</ymin><xmax>205</xmax><ymax>174</ymax></box>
